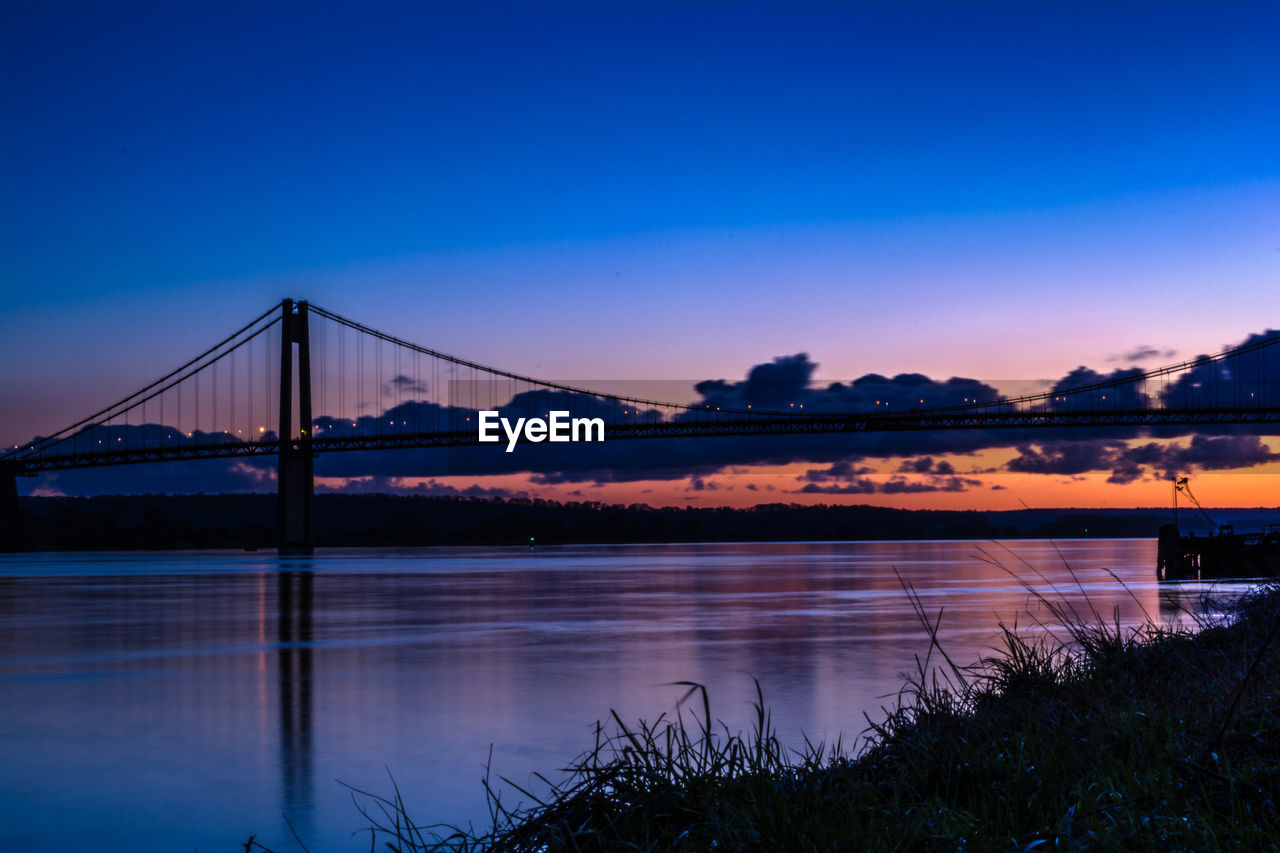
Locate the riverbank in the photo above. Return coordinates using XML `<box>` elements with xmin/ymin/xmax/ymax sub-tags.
<box><xmin>252</xmin><ymin>581</ymin><xmax>1280</xmax><ymax>851</ymax></box>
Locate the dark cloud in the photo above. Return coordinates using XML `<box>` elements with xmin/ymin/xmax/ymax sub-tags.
<box><xmin>798</xmin><ymin>480</ymin><xmax>878</xmax><ymax>495</ymax></box>
<box><xmin>1106</xmin><ymin>455</ymin><xmax>1146</xmax><ymax>485</ymax></box>
<box><xmin>1124</xmin><ymin>435</ymin><xmax>1278</xmax><ymax>480</ymax></box>
<box><xmin>896</xmin><ymin>457</ymin><xmax>956</xmax><ymax>475</ymax></box>
<box><xmin>880</xmin><ymin>476</ymin><xmax>982</xmax><ymax>494</ymax></box>
<box><xmin>689</xmin><ymin>354</ymin><xmax>1004</xmax><ymax>415</ymax></box>
<box><xmin>1159</xmin><ymin>330</ymin><xmax>1280</xmax><ymax>410</ymax></box>
<box><xmin>23</xmin><ymin>457</ymin><xmax>274</xmax><ymax>497</ymax></box>
<box><xmin>1006</xmin><ymin>435</ymin><xmax>1278</xmax><ymax>485</ymax></box>
<box><xmin>383</xmin><ymin>374</ymin><xmax>430</xmax><ymax>397</ymax></box>
<box><xmin>1045</xmin><ymin>366</ymin><xmax>1149</xmax><ymax>411</ymax></box>
<box><xmin>797</xmin><ymin>474</ymin><xmax>982</xmax><ymax>495</ymax></box>
<box><xmin>899</xmin><ymin>456</ymin><xmax>936</xmax><ymax>474</ymax></box>
<box><xmin>688</xmin><ymin>475</ymin><xmax>721</xmax><ymax>492</ymax></box>
<box><xmin>692</xmin><ymin>354</ymin><xmax>815</xmax><ymax>410</ymax></box>
<box><xmin>1110</xmin><ymin>346</ymin><xmax>1178</xmax><ymax>363</ymax></box>
<box><xmin>316</xmin><ymin>476</ymin><xmax>526</xmax><ymax>499</ymax></box>
<box><xmin>1007</xmin><ymin>440</ymin><xmax>1124</xmax><ymax>476</ymax></box>
<box><xmin>15</xmin><ymin>423</ymin><xmax>276</xmax><ymax>496</ymax></box>
<box><xmin>801</xmin><ymin>459</ymin><xmax>874</xmax><ymax>483</ymax></box>
<box><xmin>796</xmin><ymin>454</ymin><xmax>982</xmax><ymax>494</ymax></box>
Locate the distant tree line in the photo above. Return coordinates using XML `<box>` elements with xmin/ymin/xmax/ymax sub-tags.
<box><xmin>2</xmin><ymin>493</ymin><xmax>1251</xmax><ymax>551</ymax></box>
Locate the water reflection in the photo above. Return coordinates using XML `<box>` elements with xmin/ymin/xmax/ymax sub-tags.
<box><xmin>1157</xmin><ymin>578</ymin><xmax>1254</xmax><ymax>626</ymax></box>
<box><xmin>277</xmin><ymin>570</ymin><xmax>314</xmax><ymax>834</ymax></box>
<box><xmin>0</xmin><ymin>541</ymin><xmax>1260</xmax><ymax>853</ymax></box>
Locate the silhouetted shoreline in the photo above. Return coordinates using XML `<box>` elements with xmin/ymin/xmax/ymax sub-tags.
<box><xmin>9</xmin><ymin>493</ymin><xmax>1278</xmax><ymax>551</ymax></box>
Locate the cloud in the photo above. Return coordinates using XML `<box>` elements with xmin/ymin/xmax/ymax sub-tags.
<box><xmin>1044</xmin><ymin>366</ymin><xmax>1149</xmax><ymax>410</ymax></box>
<box><xmin>880</xmin><ymin>476</ymin><xmax>983</xmax><ymax>493</ymax></box>
<box><xmin>797</xmin><ymin>473</ymin><xmax>982</xmax><ymax>495</ymax></box>
<box><xmin>317</xmin><ymin>475</ymin><xmax>527</xmax><ymax>498</ymax></box>
<box><xmin>798</xmin><ymin>480</ymin><xmax>878</xmax><ymax>495</ymax></box>
<box><xmin>1006</xmin><ymin>435</ymin><xmax>1279</xmax><ymax>485</ymax></box>
<box><xmin>1007</xmin><ymin>440</ymin><xmax>1123</xmax><ymax>476</ymax></box>
<box><xmin>382</xmin><ymin>374</ymin><xmax>430</xmax><ymax>397</ymax></box>
<box><xmin>1110</xmin><ymin>345</ymin><xmax>1177</xmax><ymax>363</ymax></box>
<box><xmin>1158</xmin><ymin>330</ymin><xmax>1280</xmax><ymax>410</ymax></box>
<box><xmin>795</xmin><ymin>453</ymin><xmax>983</xmax><ymax>494</ymax></box>
<box><xmin>800</xmin><ymin>459</ymin><xmax>874</xmax><ymax>483</ymax></box>
<box><xmin>21</xmin><ymin>457</ymin><xmax>275</xmax><ymax>497</ymax></box>
<box><xmin>1124</xmin><ymin>435</ymin><xmax>1279</xmax><ymax>480</ymax></box>
<box><xmin>896</xmin><ymin>457</ymin><xmax>956</xmax><ymax>475</ymax></box>
<box><xmin>689</xmin><ymin>354</ymin><xmax>1004</xmax><ymax>415</ymax></box>
<box><xmin>688</xmin><ymin>475</ymin><xmax>721</xmax><ymax>491</ymax></box>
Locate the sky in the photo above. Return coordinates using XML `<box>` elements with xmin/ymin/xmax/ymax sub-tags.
<box><xmin>2</xmin><ymin>1</ymin><xmax>1279</xmax><ymax>508</ymax></box>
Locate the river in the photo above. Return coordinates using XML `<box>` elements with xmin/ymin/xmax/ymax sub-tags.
<box><xmin>0</xmin><ymin>540</ymin><xmax>1250</xmax><ymax>852</ymax></box>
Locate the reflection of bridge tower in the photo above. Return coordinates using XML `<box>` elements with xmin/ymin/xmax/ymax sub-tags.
<box><xmin>277</xmin><ymin>569</ymin><xmax>314</xmax><ymax>830</ymax></box>
<box><xmin>278</xmin><ymin>299</ymin><xmax>314</xmax><ymax>555</ymax></box>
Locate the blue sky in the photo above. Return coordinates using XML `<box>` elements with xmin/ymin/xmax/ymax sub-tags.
<box><xmin>2</xmin><ymin>2</ymin><xmax>1278</xmax><ymax>471</ymax></box>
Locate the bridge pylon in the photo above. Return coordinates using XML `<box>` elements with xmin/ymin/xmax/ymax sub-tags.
<box><xmin>0</xmin><ymin>462</ymin><xmax>19</xmax><ymax>549</ymax></box>
<box><xmin>277</xmin><ymin>299</ymin><xmax>314</xmax><ymax>555</ymax></box>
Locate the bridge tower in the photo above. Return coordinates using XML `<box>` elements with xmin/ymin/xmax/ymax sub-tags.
<box><xmin>0</xmin><ymin>461</ymin><xmax>19</xmax><ymax>548</ymax></box>
<box><xmin>278</xmin><ymin>299</ymin><xmax>314</xmax><ymax>555</ymax></box>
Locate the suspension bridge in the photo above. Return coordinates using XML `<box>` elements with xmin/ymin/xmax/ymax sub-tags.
<box><xmin>3</xmin><ymin>299</ymin><xmax>1279</xmax><ymax>552</ymax></box>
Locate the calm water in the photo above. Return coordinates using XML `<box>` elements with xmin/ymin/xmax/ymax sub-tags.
<box><xmin>0</xmin><ymin>540</ymin><xmax>1250</xmax><ymax>852</ymax></box>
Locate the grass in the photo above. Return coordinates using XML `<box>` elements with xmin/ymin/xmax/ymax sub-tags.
<box><xmin>246</xmin><ymin>571</ymin><xmax>1280</xmax><ymax>852</ymax></box>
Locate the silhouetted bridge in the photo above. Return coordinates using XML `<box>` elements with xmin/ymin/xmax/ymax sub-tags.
<box><xmin>4</xmin><ymin>299</ymin><xmax>1279</xmax><ymax>551</ymax></box>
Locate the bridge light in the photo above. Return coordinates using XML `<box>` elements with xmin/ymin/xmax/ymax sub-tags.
<box><xmin>259</xmin><ymin>427</ymin><xmax>266</xmax><ymax>433</ymax></box>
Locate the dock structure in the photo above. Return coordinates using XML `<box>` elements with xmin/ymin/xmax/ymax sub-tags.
<box><xmin>1157</xmin><ymin>523</ymin><xmax>1280</xmax><ymax>581</ymax></box>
